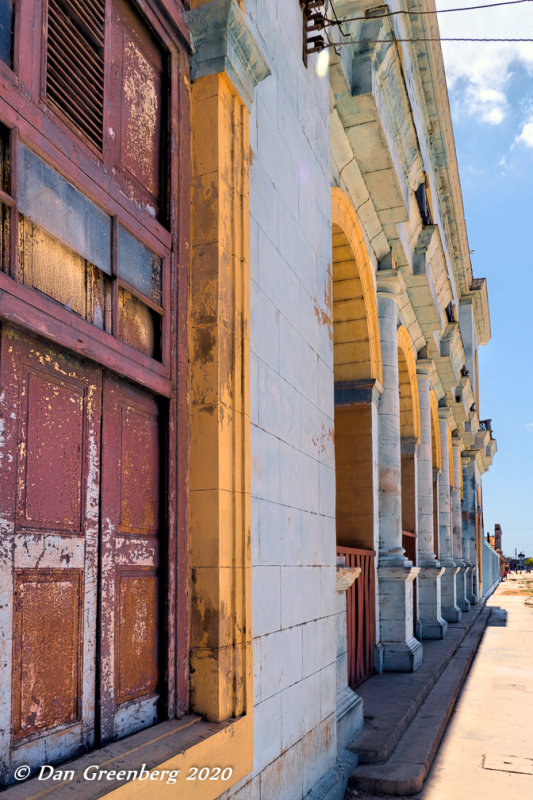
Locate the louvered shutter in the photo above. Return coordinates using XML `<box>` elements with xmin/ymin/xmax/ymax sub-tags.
<box><xmin>45</xmin><ymin>0</ymin><xmax>105</xmax><ymax>150</ymax></box>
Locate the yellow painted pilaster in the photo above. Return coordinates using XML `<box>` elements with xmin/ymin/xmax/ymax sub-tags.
<box><xmin>189</xmin><ymin>71</ymin><xmax>252</xmax><ymax>725</ymax></box>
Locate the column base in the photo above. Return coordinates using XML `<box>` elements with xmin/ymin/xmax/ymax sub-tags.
<box><xmin>417</xmin><ymin>565</ymin><xmax>448</xmax><ymax>639</ymax></box>
<box><xmin>440</xmin><ymin>564</ymin><xmax>462</xmax><ymax>623</ymax></box>
<box><xmin>455</xmin><ymin>563</ymin><xmax>471</xmax><ymax>612</ymax></box>
<box><xmin>378</xmin><ymin>566</ymin><xmax>423</xmax><ymax>672</ymax></box>
<box><xmin>467</xmin><ymin>565</ymin><xmax>478</xmax><ymax>605</ymax></box>
<box><xmin>337</xmin><ymin>686</ymin><xmax>363</xmax><ymax>750</ymax></box>
<box><xmin>382</xmin><ymin>637</ymin><xmax>423</xmax><ymax>672</ymax></box>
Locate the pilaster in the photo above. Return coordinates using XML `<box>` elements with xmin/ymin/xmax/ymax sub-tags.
<box><xmin>335</xmin><ymin>564</ymin><xmax>364</xmax><ymax>749</ymax></box>
<box><xmin>186</xmin><ymin>5</ymin><xmax>268</xmax><ymax>789</ymax></box>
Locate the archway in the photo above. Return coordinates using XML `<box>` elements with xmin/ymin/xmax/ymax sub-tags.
<box><xmin>332</xmin><ymin>187</ymin><xmax>381</xmax><ymax>551</ymax></box>
<box><xmin>331</xmin><ymin>187</ymin><xmax>381</xmax><ymax>687</ymax></box>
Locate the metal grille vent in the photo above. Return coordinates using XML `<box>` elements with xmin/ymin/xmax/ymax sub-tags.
<box><xmin>46</xmin><ymin>0</ymin><xmax>105</xmax><ymax>149</ymax></box>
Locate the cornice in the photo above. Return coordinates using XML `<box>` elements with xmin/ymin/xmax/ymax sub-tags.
<box><xmin>184</xmin><ymin>0</ymin><xmax>270</xmax><ymax>108</ymax></box>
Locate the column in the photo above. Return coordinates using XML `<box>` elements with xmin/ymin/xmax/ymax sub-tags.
<box><xmin>438</xmin><ymin>409</ymin><xmax>461</xmax><ymax>622</ymax></box>
<box><xmin>462</xmin><ymin>454</ymin><xmax>478</xmax><ymax>605</ymax></box>
<box><xmin>416</xmin><ymin>363</ymin><xmax>447</xmax><ymax>638</ymax></box>
<box><xmin>452</xmin><ymin>438</ymin><xmax>470</xmax><ymax>612</ymax></box>
<box><xmin>376</xmin><ymin>270</ymin><xmax>422</xmax><ymax>672</ymax></box>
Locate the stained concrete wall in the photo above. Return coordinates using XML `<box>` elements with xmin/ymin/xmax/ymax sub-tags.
<box><xmin>225</xmin><ymin>2</ymin><xmax>339</xmax><ymax>798</ymax></box>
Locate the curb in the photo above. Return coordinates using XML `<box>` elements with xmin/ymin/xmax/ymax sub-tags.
<box><xmin>348</xmin><ymin>606</ymin><xmax>491</xmax><ymax>796</ymax></box>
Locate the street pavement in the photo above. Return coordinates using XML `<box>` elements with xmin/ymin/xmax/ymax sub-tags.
<box><xmin>419</xmin><ymin>572</ymin><xmax>533</xmax><ymax>799</ymax></box>
<box><xmin>353</xmin><ymin>572</ymin><xmax>533</xmax><ymax>800</ymax></box>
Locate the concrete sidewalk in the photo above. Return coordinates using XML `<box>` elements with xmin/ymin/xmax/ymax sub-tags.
<box><xmin>348</xmin><ymin>573</ymin><xmax>533</xmax><ymax>799</ymax></box>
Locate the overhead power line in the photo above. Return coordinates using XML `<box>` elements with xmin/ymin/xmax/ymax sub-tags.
<box><xmin>324</xmin><ymin>36</ymin><xmax>533</xmax><ymax>43</ymax></box>
<box><xmin>325</xmin><ymin>0</ymin><xmax>533</xmax><ymax>26</ymax></box>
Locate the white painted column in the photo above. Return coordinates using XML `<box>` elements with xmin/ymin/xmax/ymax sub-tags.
<box><xmin>438</xmin><ymin>409</ymin><xmax>461</xmax><ymax>622</ymax></box>
<box><xmin>376</xmin><ymin>270</ymin><xmax>421</xmax><ymax>672</ymax></box>
<box><xmin>462</xmin><ymin>454</ymin><xmax>478</xmax><ymax>605</ymax></box>
<box><xmin>377</xmin><ymin>283</ymin><xmax>405</xmax><ymax>566</ymax></box>
<box><xmin>452</xmin><ymin>438</ymin><xmax>470</xmax><ymax>612</ymax></box>
<box><xmin>416</xmin><ymin>363</ymin><xmax>446</xmax><ymax>639</ymax></box>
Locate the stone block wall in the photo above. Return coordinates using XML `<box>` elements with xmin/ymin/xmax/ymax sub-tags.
<box><xmin>220</xmin><ymin>2</ymin><xmax>339</xmax><ymax>797</ymax></box>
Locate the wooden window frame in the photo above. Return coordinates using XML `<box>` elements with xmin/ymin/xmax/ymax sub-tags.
<box><xmin>0</xmin><ymin>0</ymin><xmax>191</xmax><ymax>724</ymax></box>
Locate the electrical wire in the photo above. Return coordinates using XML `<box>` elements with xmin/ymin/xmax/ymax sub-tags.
<box><xmin>325</xmin><ymin>0</ymin><xmax>533</xmax><ymax>26</ymax></box>
<box><xmin>323</xmin><ymin>36</ymin><xmax>533</xmax><ymax>44</ymax></box>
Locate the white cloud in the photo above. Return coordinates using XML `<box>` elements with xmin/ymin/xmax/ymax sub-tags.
<box><xmin>436</xmin><ymin>0</ymin><xmax>533</xmax><ymax>125</ymax></box>
<box><xmin>525</xmin><ymin>423</ymin><xmax>533</xmax><ymax>432</ymax></box>
<box><xmin>515</xmin><ymin>119</ymin><xmax>533</xmax><ymax>147</ymax></box>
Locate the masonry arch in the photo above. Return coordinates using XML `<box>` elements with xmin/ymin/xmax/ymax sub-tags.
<box><xmin>331</xmin><ymin>187</ymin><xmax>382</xmax><ymax>386</ymax></box>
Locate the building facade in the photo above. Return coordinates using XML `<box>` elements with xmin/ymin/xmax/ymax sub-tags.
<box><xmin>0</xmin><ymin>0</ymin><xmax>496</xmax><ymax>798</ymax></box>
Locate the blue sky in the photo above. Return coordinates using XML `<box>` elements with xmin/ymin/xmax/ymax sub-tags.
<box><xmin>437</xmin><ymin>0</ymin><xmax>533</xmax><ymax>556</ymax></box>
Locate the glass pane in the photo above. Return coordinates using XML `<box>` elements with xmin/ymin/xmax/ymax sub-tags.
<box><xmin>118</xmin><ymin>224</ymin><xmax>161</xmax><ymax>304</ymax></box>
<box><xmin>0</xmin><ymin>0</ymin><xmax>13</xmax><ymax>68</ymax></box>
<box><xmin>1</xmin><ymin>202</ymin><xmax>10</xmax><ymax>272</ymax></box>
<box><xmin>0</xmin><ymin>122</ymin><xmax>9</xmax><ymax>193</ymax></box>
<box><xmin>17</xmin><ymin>144</ymin><xmax>111</xmax><ymax>275</ymax></box>
<box><xmin>118</xmin><ymin>287</ymin><xmax>159</xmax><ymax>359</ymax></box>
<box><xmin>19</xmin><ymin>215</ymin><xmax>110</xmax><ymax>329</ymax></box>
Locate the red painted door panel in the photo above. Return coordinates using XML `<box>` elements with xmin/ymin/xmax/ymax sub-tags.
<box><xmin>99</xmin><ymin>375</ymin><xmax>161</xmax><ymax>743</ymax></box>
<box><xmin>0</xmin><ymin>326</ymin><xmax>102</xmax><ymax>780</ymax></box>
<box><xmin>0</xmin><ymin>326</ymin><xmax>164</xmax><ymax>782</ymax></box>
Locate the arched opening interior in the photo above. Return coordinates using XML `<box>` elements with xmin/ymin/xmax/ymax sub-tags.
<box><xmin>333</xmin><ymin>222</ymin><xmax>375</xmax><ymax>550</ymax></box>
<box><xmin>397</xmin><ymin>327</ymin><xmax>420</xmax><ymax>635</ymax></box>
<box><xmin>398</xmin><ymin>328</ymin><xmax>420</xmax><ymax>541</ymax></box>
<box><xmin>331</xmin><ymin>187</ymin><xmax>382</xmax><ymax>689</ymax></box>
<box><xmin>430</xmin><ymin>389</ymin><xmax>441</xmax><ymax>559</ymax></box>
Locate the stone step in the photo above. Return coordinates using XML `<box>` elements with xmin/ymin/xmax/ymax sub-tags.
<box><xmin>348</xmin><ymin>601</ymin><xmax>486</xmax><ymax>765</ymax></box>
<box><xmin>346</xmin><ymin>606</ymin><xmax>491</xmax><ymax>796</ymax></box>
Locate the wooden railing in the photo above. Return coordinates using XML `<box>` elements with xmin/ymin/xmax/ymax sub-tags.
<box><xmin>402</xmin><ymin>530</ymin><xmax>417</xmax><ymax>637</ymax></box>
<box><xmin>337</xmin><ymin>545</ymin><xmax>376</xmax><ymax>689</ymax></box>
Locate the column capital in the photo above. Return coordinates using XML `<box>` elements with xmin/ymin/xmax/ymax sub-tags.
<box><xmin>461</xmin><ymin>450</ymin><xmax>477</xmax><ymax>465</ymax></box>
<box><xmin>438</xmin><ymin>406</ymin><xmax>453</xmax><ymax>423</ymax></box>
<box><xmin>184</xmin><ymin>0</ymin><xmax>271</xmax><ymax>108</ymax></box>
<box><xmin>401</xmin><ymin>436</ymin><xmax>419</xmax><ymax>455</ymax></box>
<box><xmin>451</xmin><ymin>436</ymin><xmax>465</xmax><ymax>452</ymax></box>
<box><xmin>376</xmin><ymin>268</ymin><xmax>407</xmax><ymax>296</ymax></box>
<box><xmin>416</xmin><ymin>357</ymin><xmax>437</xmax><ymax>381</ymax></box>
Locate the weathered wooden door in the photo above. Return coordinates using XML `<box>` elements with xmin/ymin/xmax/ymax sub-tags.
<box><xmin>99</xmin><ymin>376</ymin><xmax>161</xmax><ymax>743</ymax></box>
<box><xmin>0</xmin><ymin>327</ymin><xmax>102</xmax><ymax>778</ymax></box>
<box><xmin>0</xmin><ymin>326</ymin><xmax>162</xmax><ymax>779</ymax></box>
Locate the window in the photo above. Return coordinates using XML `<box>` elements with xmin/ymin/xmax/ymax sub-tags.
<box><xmin>0</xmin><ymin>0</ymin><xmax>14</xmax><ymax>68</ymax></box>
<box><xmin>0</xmin><ymin>0</ymin><xmax>183</xmax><ymax>379</ymax></box>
